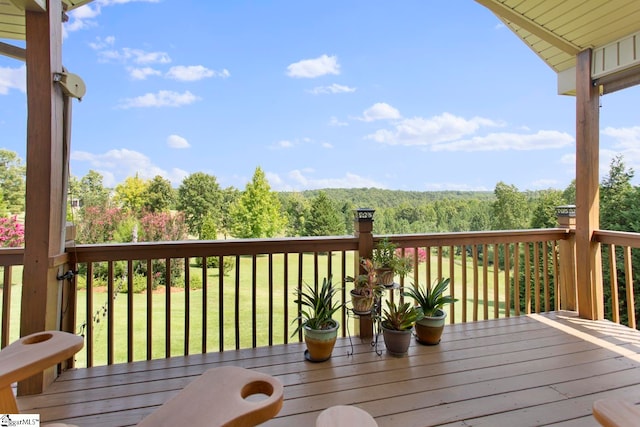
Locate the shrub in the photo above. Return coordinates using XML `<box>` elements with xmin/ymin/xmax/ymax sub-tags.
<box><xmin>192</xmin><ymin>256</ymin><xmax>235</xmax><ymax>275</ymax></box>
<box><xmin>0</xmin><ymin>215</ymin><xmax>24</xmax><ymax>247</ymax></box>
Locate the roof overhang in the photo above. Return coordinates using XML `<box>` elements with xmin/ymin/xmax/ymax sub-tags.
<box><xmin>475</xmin><ymin>0</ymin><xmax>640</xmax><ymax>95</ymax></box>
<box><xmin>0</xmin><ymin>0</ymin><xmax>92</xmax><ymax>60</ymax></box>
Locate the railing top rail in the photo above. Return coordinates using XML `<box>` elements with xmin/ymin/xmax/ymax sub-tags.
<box><xmin>594</xmin><ymin>229</ymin><xmax>640</xmax><ymax>248</ymax></box>
<box><xmin>376</xmin><ymin>228</ymin><xmax>571</xmax><ymax>248</ymax></box>
<box><xmin>0</xmin><ymin>248</ymin><xmax>25</xmax><ymax>267</ymax></box>
<box><xmin>71</xmin><ymin>236</ymin><xmax>360</xmax><ymax>262</ymax></box>
<box><xmin>0</xmin><ymin>229</ymin><xmax>575</xmax><ymax>265</ymax></box>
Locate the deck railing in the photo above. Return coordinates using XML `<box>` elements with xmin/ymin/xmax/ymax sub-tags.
<box><xmin>594</xmin><ymin>230</ymin><xmax>640</xmax><ymax>328</ymax></box>
<box><xmin>1</xmin><ymin>228</ymin><xmax>574</xmax><ymax>367</ymax></box>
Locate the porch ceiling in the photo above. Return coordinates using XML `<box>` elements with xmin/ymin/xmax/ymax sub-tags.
<box><xmin>0</xmin><ymin>0</ymin><xmax>92</xmax><ymax>40</ymax></box>
<box><xmin>476</xmin><ymin>0</ymin><xmax>640</xmax><ymax>73</ymax></box>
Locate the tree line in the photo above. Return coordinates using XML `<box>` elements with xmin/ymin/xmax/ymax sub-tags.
<box><xmin>2</xmin><ymin>148</ymin><xmax>633</xmax><ymax>249</ymax></box>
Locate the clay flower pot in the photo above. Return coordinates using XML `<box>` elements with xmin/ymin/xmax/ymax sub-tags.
<box><xmin>381</xmin><ymin>326</ymin><xmax>413</xmax><ymax>356</ymax></box>
<box><xmin>303</xmin><ymin>321</ymin><xmax>339</xmax><ymax>362</ymax></box>
<box><xmin>350</xmin><ymin>290</ymin><xmax>374</xmax><ymax>314</ymax></box>
<box><xmin>414</xmin><ymin>309</ymin><xmax>446</xmax><ymax>345</ymax></box>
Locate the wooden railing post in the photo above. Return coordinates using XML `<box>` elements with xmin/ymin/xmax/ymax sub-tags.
<box><xmin>21</xmin><ymin>0</ymin><xmax>67</xmax><ymax>395</ymax></box>
<box><xmin>575</xmin><ymin>48</ymin><xmax>604</xmax><ymax>320</ymax></box>
<box><xmin>354</xmin><ymin>209</ymin><xmax>374</xmax><ymax>339</ymax></box>
<box><xmin>556</xmin><ymin>206</ymin><xmax>577</xmax><ymax>311</ymax></box>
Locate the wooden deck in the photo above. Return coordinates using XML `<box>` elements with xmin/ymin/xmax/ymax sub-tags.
<box><xmin>16</xmin><ymin>311</ymin><xmax>640</xmax><ymax>426</ymax></box>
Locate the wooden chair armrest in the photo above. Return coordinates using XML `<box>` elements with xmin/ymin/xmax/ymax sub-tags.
<box><xmin>137</xmin><ymin>366</ymin><xmax>284</xmax><ymax>427</ymax></box>
<box><xmin>0</xmin><ymin>331</ymin><xmax>83</xmax><ymax>414</ymax></box>
<box><xmin>593</xmin><ymin>398</ymin><xmax>640</xmax><ymax>427</ymax></box>
<box><xmin>0</xmin><ymin>331</ymin><xmax>83</xmax><ymax>388</ymax></box>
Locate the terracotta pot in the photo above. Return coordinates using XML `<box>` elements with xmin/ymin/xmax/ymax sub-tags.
<box><xmin>381</xmin><ymin>325</ymin><xmax>413</xmax><ymax>356</ymax></box>
<box><xmin>414</xmin><ymin>309</ymin><xmax>446</xmax><ymax>345</ymax></box>
<box><xmin>350</xmin><ymin>290</ymin><xmax>374</xmax><ymax>314</ymax></box>
<box><xmin>376</xmin><ymin>268</ymin><xmax>395</xmax><ymax>287</ymax></box>
<box><xmin>304</xmin><ymin>321</ymin><xmax>339</xmax><ymax>362</ymax></box>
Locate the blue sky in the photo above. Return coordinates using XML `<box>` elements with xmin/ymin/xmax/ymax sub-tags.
<box><xmin>1</xmin><ymin>0</ymin><xmax>640</xmax><ymax>192</ymax></box>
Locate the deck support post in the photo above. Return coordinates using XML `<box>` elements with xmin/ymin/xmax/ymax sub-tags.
<box><xmin>20</xmin><ymin>0</ymin><xmax>67</xmax><ymax>395</ymax></box>
<box><xmin>556</xmin><ymin>206</ymin><xmax>577</xmax><ymax>311</ymax></box>
<box><xmin>354</xmin><ymin>209</ymin><xmax>375</xmax><ymax>339</ymax></box>
<box><xmin>575</xmin><ymin>49</ymin><xmax>604</xmax><ymax>320</ymax></box>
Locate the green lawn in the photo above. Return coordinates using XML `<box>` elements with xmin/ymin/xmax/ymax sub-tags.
<box><xmin>2</xmin><ymin>252</ymin><xmax>509</xmax><ymax>367</ymax></box>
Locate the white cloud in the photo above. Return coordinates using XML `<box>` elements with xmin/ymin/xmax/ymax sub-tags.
<box><xmin>308</xmin><ymin>83</ymin><xmax>356</xmax><ymax>95</ymax></box>
<box><xmin>602</xmin><ymin>126</ymin><xmax>640</xmax><ymax>146</ymax></box>
<box><xmin>431</xmin><ymin>130</ymin><xmax>574</xmax><ymax>152</ymax></box>
<box><xmin>271</xmin><ymin>140</ymin><xmax>295</xmax><ymax>149</ymax></box>
<box><xmin>366</xmin><ymin>112</ymin><xmax>502</xmax><ymax>145</ymax></box>
<box><xmin>560</xmin><ymin>153</ymin><xmax>575</xmax><ymax>165</ymax></box>
<box><xmin>166</xmin><ymin>65</ymin><xmax>230</xmax><ymax>81</ymax></box>
<box><xmin>286</xmin><ymin>54</ymin><xmax>340</xmax><ymax>78</ymax></box>
<box><xmin>128</xmin><ymin>67</ymin><xmax>162</xmax><ymax>80</ymax></box>
<box><xmin>89</xmin><ymin>36</ymin><xmax>115</xmax><ymax>50</ymax></box>
<box><xmin>329</xmin><ymin>116</ymin><xmax>348</xmax><ymax>127</ymax></box>
<box><xmin>0</xmin><ymin>65</ymin><xmax>26</xmax><ymax>94</ymax></box>
<box><xmin>601</xmin><ymin>126</ymin><xmax>640</xmax><ymax>175</ymax></box>
<box><xmin>167</xmin><ymin>134</ymin><xmax>190</xmax><ymax>149</ymax></box>
<box><xmin>321</xmin><ymin>142</ymin><xmax>333</xmax><ymax>149</ymax></box>
<box><xmin>66</xmin><ymin>1</ymin><xmax>160</xmax><ymax>35</ymax></box>
<box><xmin>117</xmin><ymin>90</ymin><xmax>200</xmax><ymax>108</ymax></box>
<box><xmin>99</xmin><ymin>47</ymin><xmax>171</xmax><ymax>64</ymax></box>
<box><xmin>71</xmin><ymin>148</ymin><xmax>187</xmax><ymax>186</ymax></box>
<box><xmin>359</xmin><ymin>102</ymin><xmax>402</xmax><ymax>122</ymax></box>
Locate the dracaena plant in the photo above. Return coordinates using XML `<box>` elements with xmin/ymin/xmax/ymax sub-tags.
<box><xmin>345</xmin><ymin>258</ymin><xmax>384</xmax><ymax>298</ymax></box>
<box><xmin>291</xmin><ymin>276</ymin><xmax>342</xmax><ymax>335</ymax></box>
<box><xmin>402</xmin><ymin>278</ymin><xmax>458</xmax><ymax>317</ymax></box>
<box><xmin>381</xmin><ymin>299</ymin><xmax>424</xmax><ymax>331</ymax></box>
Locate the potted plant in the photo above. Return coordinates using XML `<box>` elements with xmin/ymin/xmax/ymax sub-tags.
<box><xmin>292</xmin><ymin>276</ymin><xmax>343</xmax><ymax>362</ymax></box>
<box><xmin>345</xmin><ymin>258</ymin><xmax>383</xmax><ymax>314</ymax></box>
<box><xmin>380</xmin><ymin>299</ymin><xmax>423</xmax><ymax>356</ymax></box>
<box><xmin>403</xmin><ymin>278</ymin><xmax>458</xmax><ymax>345</ymax></box>
<box><xmin>372</xmin><ymin>238</ymin><xmax>412</xmax><ymax>287</ymax></box>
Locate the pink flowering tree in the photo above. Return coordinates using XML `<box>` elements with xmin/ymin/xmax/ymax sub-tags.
<box><xmin>138</xmin><ymin>211</ymin><xmax>187</xmax><ymax>242</ymax></box>
<box><xmin>77</xmin><ymin>206</ymin><xmax>124</xmax><ymax>244</ymax></box>
<box><xmin>397</xmin><ymin>247</ymin><xmax>428</xmax><ymax>264</ymax></box>
<box><xmin>0</xmin><ymin>215</ymin><xmax>24</xmax><ymax>247</ymax></box>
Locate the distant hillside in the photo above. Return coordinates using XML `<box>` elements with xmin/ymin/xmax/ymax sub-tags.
<box><xmin>294</xmin><ymin>188</ymin><xmax>496</xmax><ymax>209</ymax></box>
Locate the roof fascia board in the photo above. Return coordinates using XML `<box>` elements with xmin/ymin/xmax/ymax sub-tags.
<box><xmin>475</xmin><ymin>0</ymin><xmax>581</xmax><ymax>56</ymax></box>
<box><xmin>0</xmin><ymin>40</ymin><xmax>25</xmax><ymax>60</ymax></box>
<box><xmin>8</xmin><ymin>0</ymin><xmax>46</xmax><ymax>12</ymax></box>
<box><xmin>592</xmin><ymin>31</ymin><xmax>640</xmax><ymax>79</ymax></box>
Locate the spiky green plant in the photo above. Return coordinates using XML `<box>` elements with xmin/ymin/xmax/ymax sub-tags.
<box><xmin>403</xmin><ymin>278</ymin><xmax>458</xmax><ymax>317</ymax></box>
<box><xmin>291</xmin><ymin>276</ymin><xmax>342</xmax><ymax>336</ymax></box>
<box><xmin>381</xmin><ymin>299</ymin><xmax>424</xmax><ymax>331</ymax></box>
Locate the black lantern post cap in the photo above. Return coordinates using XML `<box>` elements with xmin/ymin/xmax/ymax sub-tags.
<box><xmin>555</xmin><ymin>205</ymin><xmax>576</xmax><ymax>217</ymax></box>
<box><xmin>354</xmin><ymin>208</ymin><xmax>375</xmax><ymax>222</ymax></box>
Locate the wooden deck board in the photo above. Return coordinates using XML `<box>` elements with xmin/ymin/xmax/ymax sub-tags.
<box><xmin>16</xmin><ymin>311</ymin><xmax>640</xmax><ymax>426</ymax></box>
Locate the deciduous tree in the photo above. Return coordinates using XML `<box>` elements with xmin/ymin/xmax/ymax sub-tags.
<box><xmin>177</xmin><ymin>172</ymin><xmax>222</xmax><ymax>238</ymax></box>
<box><xmin>78</xmin><ymin>170</ymin><xmax>110</xmax><ymax>209</ymax></box>
<box><xmin>491</xmin><ymin>182</ymin><xmax>528</xmax><ymax>230</ymax></box>
<box><xmin>0</xmin><ymin>149</ymin><xmax>25</xmax><ymax>214</ymax></box>
<box><xmin>114</xmin><ymin>174</ymin><xmax>149</xmax><ymax>214</ymax></box>
<box><xmin>143</xmin><ymin>175</ymin><xmax>176</xmax><ymax>212</ymax></box>
<box><xmin>530</xmin><ymin>189</ymin><xmax>566</xmax><ymax>228</ymax></box>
